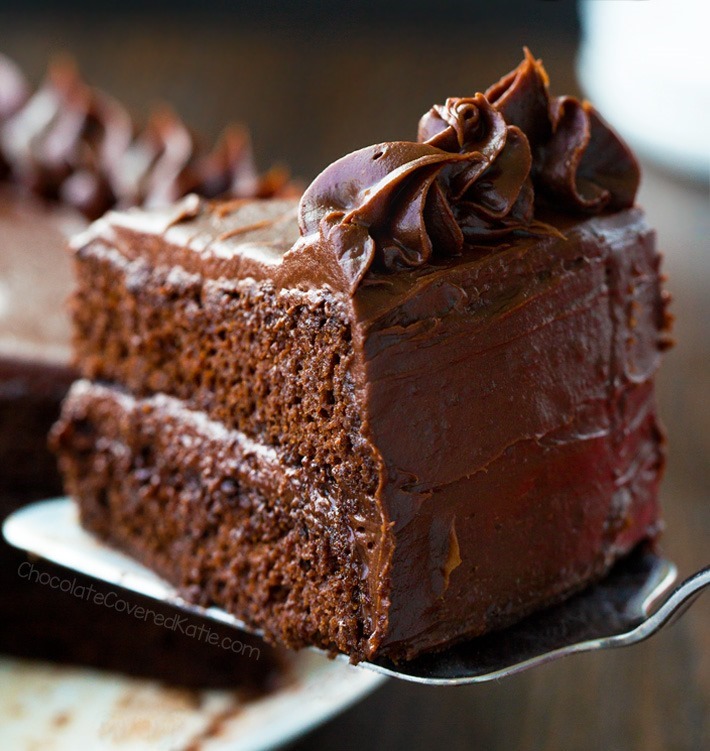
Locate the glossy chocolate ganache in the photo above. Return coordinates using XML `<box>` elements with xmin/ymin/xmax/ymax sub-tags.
<box><xmin>55</xmin><ymin>51</ymin><xmax>671</xmax><ymax>661</ymax></box>
<box><xmin>299</xmin><ymin>48</ymin><xmax>640</xmax><ymax>291</ymax></box>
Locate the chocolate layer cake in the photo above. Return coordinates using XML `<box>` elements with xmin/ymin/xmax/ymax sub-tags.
<box><xmin>0</xmin><ymin>53</ymin><xmax>292</xmax><ymax>502</ymax></box>
<box><xmin>53</xmin><ymin>52</ymin><xmax>670</xmax><ymax>662</ymax></box>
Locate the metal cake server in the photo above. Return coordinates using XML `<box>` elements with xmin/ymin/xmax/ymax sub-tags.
<box><xmin>4</xmin><ymin>497</ymin><xmax>709</xmax><ymax>686</ymax></box>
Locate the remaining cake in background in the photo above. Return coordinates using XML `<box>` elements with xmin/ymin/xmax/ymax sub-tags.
<box><xmin>0</xmin><ymin>51</ymin><xmax>295</xmax><ymax>693</ymax></box>
<box><xmin>53</xmin><ymin>51</ymin><xmax>671</xmax><ymax>662</ymax></box>
<box><xmin>0</xmin><ymin>52</ymin><xmax>294</xmax><ymax>503</ymax></box>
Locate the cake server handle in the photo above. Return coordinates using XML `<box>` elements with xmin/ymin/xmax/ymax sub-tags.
<box><xmin>603</xmin><ymin>564</ymin><xmax>710</xmax><ymax>648</ymax></box>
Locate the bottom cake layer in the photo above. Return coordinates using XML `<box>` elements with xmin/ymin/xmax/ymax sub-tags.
<box><xmin>53</xmin><ymin>378</ymin><xmax>664</xmax><ymax>663</ymax></box>
<box><xmin>51</xmin><ymin>380</ymin><xmax>375</xmax><ymax>660</ymax></box>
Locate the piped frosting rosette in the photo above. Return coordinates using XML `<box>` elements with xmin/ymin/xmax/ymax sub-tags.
<box><xmin>299</xmin><ymin>49</ymin><xmax>640</xmax><ymax>292</ymax></box>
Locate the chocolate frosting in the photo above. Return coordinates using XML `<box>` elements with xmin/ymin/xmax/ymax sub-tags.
<box><xmin>299</xmin><ymin>94</ymin><xmax>545</xmax><ymax>292</ymax></box>
<box><xmin>485</xmin><ymin>49</ymin><xmax>640</xmax><ymax>212</ymax></box>
<box><xmin>539</xmin><ymin>96</ymin><xmax>640</xmax><ymax>212</ymax></box>
<box><xmin>298</xmin><ymin>49</ymin><xmax>640</xmax><ymax>292</ymax></box>
<box><xmin>110</xmin><ymin>104</ymin><xmax>194</xmax><ymax>210</ymax></box>
<box><xmin>0</xmin><ymin>55</ymin><xmax>295</xmax><ymax>218</ymax></box>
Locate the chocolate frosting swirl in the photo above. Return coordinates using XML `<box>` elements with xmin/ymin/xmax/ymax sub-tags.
<box><xmin>417</xmin><ymin>94</ymin><xmax>536</xmax><ymax>239</ymax></box>
<box><xmin>0</xmin><ymin>55</ymin><xmax>294</xmax><ymax>218</ymax></box>
<box><xmin>189</xmin><ymin>123</ymin><xmax>297</xmax><ymax>202</ymax></box>
<box><xmin>299</xmin><ymin>94</ymin><xmax>541</xmax><ymax>291</ymax></box>
<box><xmin>484</xmin><ymin>48</ymin><xmax>552</xmax><ymax>147</ymax></box>
<box><xmin>299</xmin><ymin>49</ymin><xmax>640</xmax><ymax>292</ymax></box>
<box><xmin>300</xmin><ymin>142</ymin><xmax>470</xmax><ymax>290</ymax></box>
<box><xmin>111</xmin><ymin>104</ymin><xmax>194</xmax><ymax>210</ymax></box>
<box><xmin>540</xmin><ymin>96</ymin><xmax>640</xmax><ymax>212</ymax></box>
<box><xmin>485</xmin><ymin>48</ymin><xmax>640</xmax><ymax>212</ymax></box>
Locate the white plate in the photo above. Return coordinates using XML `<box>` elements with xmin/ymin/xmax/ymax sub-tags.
<box><xmin>0</xmin><ymin>653</ymin><xmax>384</xmax><ymax>751</ymax></box>
<box><xmin>1</xmin><ymin>500</ymin><xmax>386</xmax><ymax>750</ymax></box>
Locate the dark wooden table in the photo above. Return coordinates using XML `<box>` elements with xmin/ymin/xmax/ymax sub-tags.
<box><xmin>1</xmin><ymin>14</ymin><xmax>707</xmax><ymax>750</ymax></box>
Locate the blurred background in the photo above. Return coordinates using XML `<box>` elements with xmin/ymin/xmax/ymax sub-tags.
<box><xmin>0</xmin><ymin>1</ymin><xmax>707</xmax><ymax>750</ymax></box>
<box><xmin>0</xmin><ymin>0</ymin><xmax>583</xmax><ymax>179</ymax></box>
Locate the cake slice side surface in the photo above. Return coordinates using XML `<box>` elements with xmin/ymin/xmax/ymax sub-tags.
<box><xmin>54</xmin><ymin>201</ymin><xmax>394</xmax><ymax>660</ymax></box>
<box><xmin>353</xmin><ymin>209</ymin><xmax>667</xmax><ymax>660</ymax></box>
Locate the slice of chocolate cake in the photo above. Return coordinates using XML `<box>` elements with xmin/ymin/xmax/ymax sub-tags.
<box><xmin>52</xmin><ymin>52</ymin><xmax>670</xmax><ymax>662</ymax></box>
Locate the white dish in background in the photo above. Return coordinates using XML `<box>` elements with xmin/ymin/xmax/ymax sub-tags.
<box><xmin>1</xmin><ymin>498</ymin><xmax>385</xmax><ymax>750</ymax></box>
<box><xmin>578</xmin><ymin>0</ymin><xmax>709</xmax><ymax>182</ymax></box>
<box><xmin>0</xmin><ymin>650</ymin><xmax>384</xmax><ymax>751</ymax></box>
